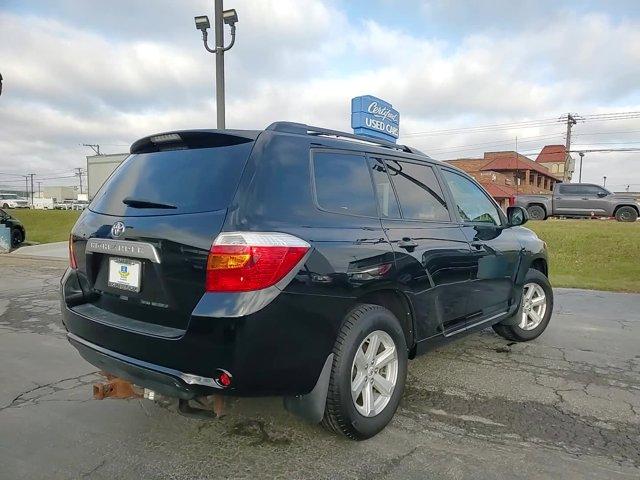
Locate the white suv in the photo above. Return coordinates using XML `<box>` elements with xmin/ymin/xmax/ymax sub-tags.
<box><xmin>0</xmin><ymin>193</ymin><xmax>29</xmax><ymax>209</ymax></box>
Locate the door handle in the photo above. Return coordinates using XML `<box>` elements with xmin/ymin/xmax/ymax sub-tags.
<box><xmin>398</xmin><ymin>238</ymin><xmax>418</xmax><ymax>250</ymax></box>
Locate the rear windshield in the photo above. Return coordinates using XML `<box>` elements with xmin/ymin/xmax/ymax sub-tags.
<box><xmin>90</xmin><ymin>143</ymin><xmax>253</xmax><ymax>216</ymax></box>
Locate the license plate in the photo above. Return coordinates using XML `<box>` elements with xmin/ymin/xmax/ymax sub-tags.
<box><xmin>108</xmin><ymin>258</ymin><xmax>141</xmax><ymax>293</ymax></box>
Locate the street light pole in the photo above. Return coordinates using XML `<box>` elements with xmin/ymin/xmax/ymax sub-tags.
<box><xmin>578</xmin><ymin>152</ymin><xmax>584</xmax><ymax>183</ymax></box>
<box><xmin>603</xmin><ymin>176</ymin><xmax>607</xmax><ymax>188</ymax></box>
<box><xmin>214</xmin><ymin>0</ymin><xmax>225</xmax><ymax>129</ymax></box>
<box><xmin>195</xmin><ymin>2</ymin><xmax>238</xmax><ymax>130</ymax></box>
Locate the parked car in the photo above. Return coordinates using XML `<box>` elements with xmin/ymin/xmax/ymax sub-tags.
<box><xmin>0</xmin><ymin>193</ymin><xmax>29</xmax><ymax>209</ymax></box>
<box><xmin>72</xmin><ymin>201</ymin><xmax>89</xmax><ymax>211</ymax></box>
<box><xmin>55</xmin><ymin>200</ymin><xmax>75</xmax><ymax>210</ymax></box>
<box><xmin>33</xmin><ymin>197</ymin><xmax>55</xmax><ymax>210</ymax></box>
<box><xmin>62</xmin><ymin>123</ymin><xmax>553</xmax><ymax>439</ymax></box>
<box><xmin>0</xmin><ymin>208</ymin><xmax>26</xmax><ymax>247</ymax></box>
<box><xmin>515</xmin><ymin>183</ymin><xmax>639</xmax><ymax>222</ymax></box>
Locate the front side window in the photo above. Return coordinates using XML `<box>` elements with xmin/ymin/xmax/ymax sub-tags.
<box><xmin>313</xmin><ymin>151</ymin><xmax>377</xmax><ymax>216</ymax></box>
<box><xmin>384</xmin><ymin>159</ymin><xmax>450</xmax><ymax>221</ymax></box>
<box><xmin>442</xmin><ymin>170</ymin><xmax>502</xmax><ymax>225</ymax></box>
<box><xmin>580</xmin><ymin>185</ymin><xmax>609</xmax><ymax>196</ymax></box>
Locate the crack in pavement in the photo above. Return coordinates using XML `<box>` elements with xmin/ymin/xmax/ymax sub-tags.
<box><xmin>0</xmin><ymin>372</ymin><xmax>100</xmax><ymax>411</ymax></box>
<box><xmin>400</xmin><ymin>381</ymin><xmax>640</xmax><ymax>469</ymax></box>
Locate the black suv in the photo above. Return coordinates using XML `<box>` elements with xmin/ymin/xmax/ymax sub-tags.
<box><xmin>61</xmin><ymin>122</ymin><xmax>553</xmax><ymax>439</ymax></box>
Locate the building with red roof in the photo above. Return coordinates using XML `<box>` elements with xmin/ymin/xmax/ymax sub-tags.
<box><xmin>445</xmin><ymin>148</ymin><xmax>561</xmax><ymax>209</ymax></box>
<box><xmin>535</xmin><ymin>145</ymin><xmax>574</xmax><ymax>181</ymax></box>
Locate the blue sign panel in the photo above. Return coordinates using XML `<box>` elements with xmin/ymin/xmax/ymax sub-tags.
<box><xmin>351</xmin><ymin>95</ymin><xmax>400</xmax><ymax>143</ymax></box>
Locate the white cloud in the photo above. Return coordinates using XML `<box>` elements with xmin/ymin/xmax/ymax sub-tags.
<box><xmin>1</xmin><ymin>2</ymin><xmax>639</xmax><ymax>191</ymax></box>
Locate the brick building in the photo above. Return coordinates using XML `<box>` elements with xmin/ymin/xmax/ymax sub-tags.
<box><xmin>445</xmin><ymin>150</ymin><xmax>560</xmax><ymax>209</ymax></box>
<box><xmin>535</xmin><ymin>145</ymin><xmax>574</xmax><ymax>181</ymax></box>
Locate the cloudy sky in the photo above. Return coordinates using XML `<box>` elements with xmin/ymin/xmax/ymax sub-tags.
<box><xmin>1</xmin><ymin>0</ymin><xmax>640</xmax><ymax>191</ymax></box>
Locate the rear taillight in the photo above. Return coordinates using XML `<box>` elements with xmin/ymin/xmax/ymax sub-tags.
<box><xmin>206</xmin><ymin>232</ymin><xmax>310</xmax><ymax>292</ymax></box>
<box><xmin>69</xmin><ymin>234</ymin><xmax>77</xmax><ymax>269</ymax></box>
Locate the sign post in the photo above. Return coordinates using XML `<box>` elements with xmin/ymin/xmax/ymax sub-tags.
<box><xmin>351</xmin><ymin>95</ymin><xmax>400</xmax><ymax>143</ymax></box>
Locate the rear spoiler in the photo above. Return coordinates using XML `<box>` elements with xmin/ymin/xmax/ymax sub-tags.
<box><xmin>130</xmin><ymin>129</ymin><xmax>260</xmax><ymax>154</ymax></box>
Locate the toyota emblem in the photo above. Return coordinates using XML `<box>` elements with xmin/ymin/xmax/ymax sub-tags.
<box><xmin>111</xmin><ymin>221</ymin><xmax>126</xmax><ymax>238</ymax></box>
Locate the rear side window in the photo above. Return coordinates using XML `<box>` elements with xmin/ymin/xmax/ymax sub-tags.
<box><xmin>369</xmin><ymin>158</ymin><xmax>401</xmax><ymax>218</ymax></box>
<box><xmin>558</xmin><ymin>184</ymin><xmax>580</xmax><ymax>195</ymax></box>
<box><xmin>90</xmin><ymin>143</ymin><xmax>254</xmax><ymax>216</ymax></box>
<box><xmin>312</xmin><ymin>152</ymin><xmax>377</xmax><ymax>216</ymax></box>
<box><xmin>384</xmin><ymin>159</ymin><xmax>450</xmax><ymax>221</ymax></box>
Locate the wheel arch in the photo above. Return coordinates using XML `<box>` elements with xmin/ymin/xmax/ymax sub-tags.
<box><xmin>529</xmin><ymin>257</ymin><xmax>548</xmax><ymax>277</ymax></box>
<box><xmin>527</xmin><ymin>202</ymin><xmax>548</xmax><ymax>216</ymax></box>
<box><xmin>613</xmin><ymin>204</ymin><xmax>639</xmax><ymax>216</ymax></box>
<box><xmin>356</xmin><ymin>289</ymin><xmax>416</xmax><ymax>358</ymax></box>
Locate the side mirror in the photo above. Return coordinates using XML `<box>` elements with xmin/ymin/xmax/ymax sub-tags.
<box><xmin>597</xmin><ymin>192</ymin><xmax>607</xmax><ymax>198</ymax></box>
<box><xmin>506</xmin><ymin>206</ymin><xmax>528</xmax><ymax>227</ymax></box>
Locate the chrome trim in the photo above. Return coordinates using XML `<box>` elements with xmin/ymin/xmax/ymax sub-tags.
<box><xmin>67</xmin><ymin>333</ymin><xmax>221</xmax><ymax>389</ymax></box>
<box><xmin>85</xmin><ymin>238</ymin><xmax>161</xmax><ymax>264</ymax></box>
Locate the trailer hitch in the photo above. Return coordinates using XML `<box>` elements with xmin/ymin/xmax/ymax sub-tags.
<box><xmin>177</xmin><ymin>396</ymin><xmax>226</xmax><ymax>420</ymax></box>
<box><xmin>93</xmin><ymin>374</ymin><xmax>141</xmax><ymax>400</ymax></box>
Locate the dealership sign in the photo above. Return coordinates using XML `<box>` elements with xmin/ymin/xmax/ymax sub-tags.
<box><xmin>351</xmin><ymin>95</ymin><xmax>400</xmax><ymax>143</ymax></box>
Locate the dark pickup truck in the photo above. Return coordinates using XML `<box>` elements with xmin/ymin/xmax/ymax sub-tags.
<box><xmin>515</xmin><ymin>183</ymin><xmax>639</xmax><ymax>222</ymax></box>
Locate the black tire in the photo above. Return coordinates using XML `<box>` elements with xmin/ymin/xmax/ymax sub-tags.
<box><xmin>1</xmin><ymin>203</ymin><xmax>8</xmax><ymax>209</ymax></box>
<box><xmin>493</xmin><ymin>269</ymin><xmax>553</xmax><ymax>342</ymax></box>
<box><xmin>614</xmin><ymin>206</ymin><xmax>638</xmax><ymax>223</ymax></box>
<box><xmin>11</xmin><ymin>228</ymin><xmax>23</xmax><ymax>248</ymax></box>
<box><xmin>527</xmin><ymin>205</ymin><xmax>546</xmax><ymax>221</ymax></box>
<box><xmin>322</xmin><ymin>304</ymin><xmax>408</xmax><ymax>440</ymax></box>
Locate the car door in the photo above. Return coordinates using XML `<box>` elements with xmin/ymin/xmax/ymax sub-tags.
<box><xmin>578</xmin><ymin>184</ymin><xmax>610</xmax><ymax>216</ymax></box>
<box><xmin>369</xmin><ymin>156</ymin><xmax>475</xmax><ymax>340</ymax></box>
<box><xmin>554</xmin><ymin>184</ymin><xmax>585</xmax><ymax>215</ymax></box>
<box><xmin>440</xmin><ymin>168</ymin><xmax>523</xmax><ymax>321</ymax></box>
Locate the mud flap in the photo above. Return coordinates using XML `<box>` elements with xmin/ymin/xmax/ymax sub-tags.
<box><xmin>283</xmin><ymin>354</ymin><xmax>333</xmax><ymax>423</ymax></box>
<box><xmin>497</xmin><ymin>300</ymin><xmax>524</xmax><ymax>326</ymax></box>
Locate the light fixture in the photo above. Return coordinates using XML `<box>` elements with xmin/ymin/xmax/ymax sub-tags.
<box><xmin>194</xmin><ymin>15</ymin><xmax>211</xmax><ymax>31</ymax></box>
<box><xmin>222</xmin><ymin>9</ymin><xmax>238</xmax><ymax>26</ymax></box>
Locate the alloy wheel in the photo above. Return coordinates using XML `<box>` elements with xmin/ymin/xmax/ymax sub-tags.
<box><xmin>350</xmin><ymin>330</ymin><xmax>398</xmax><ymax>417</ymax></box>
<box><xmin>520</xmin><ymin>282</ymin><xmax>547</xmax><ymax>330</ymax></box>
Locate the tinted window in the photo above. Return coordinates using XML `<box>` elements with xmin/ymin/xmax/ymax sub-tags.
<box><xmin>558</xmin><ymin>184</ymin><xmax>580</xmax><ymax>195</ymax></box>
<box><xmin>91</xmin><ymin>143</ymin><xmax>254</xmax><ymax>216</ymax></box>
<box><xmin>384</xmin><ymin>159</ymin><xmax>450</xmax><ymax>221</ymax></box>
<box><xmin>581</xmin><ymin>185</ymin><xmax>608</xmax><ymax>195</ymax></box>
<box><xmin>313</xmin><ymin>152</ymin><xmax>376</xmax><ymax>216</ymax></box>
<box><xmin>443</xmin><ymin>170</ymin><xmax>502</xmax><ymax>225</ymax></box>
<box><xmin>368</xmin><ymin>158</ymin><xmax>401</xmax><ymax>218</ymax></box>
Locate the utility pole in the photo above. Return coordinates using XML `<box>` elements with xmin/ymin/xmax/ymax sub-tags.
<box><xmin>37</xmin><ymin>181</ymin><xmax>42</xmax><ymax>199</ymax></box>
<box><xmin>75</xmin><ymin>168</ymin><xmax>84</xmax><ymax>195</ymax></box>
<box><xmin>28</xmin><ymin>173</ymin><xmax>35</xmax><ymax>207</ymax></box>
<box><xmin>563</xmin><ymin>113</ymin><xmax>577</xmax><ymax>183</ymax></box>
<box><xmin>194</xmin><ymin>2</ymin><xmax>238</xmax><ymax>129</ymax></box>
<box><xmin>578</xmin><ymin>152</ymin><xmax>584</xmax><ymax>183</ymax></box>
<box><xmin>514</xmin><ymin>136</ymin><xmax>519</xmax><ymax>198</ymax></box>
<box><xmin>82</xmin><ymin>144</ymin><xmax>101</xmax><ymax>155</ymax></box>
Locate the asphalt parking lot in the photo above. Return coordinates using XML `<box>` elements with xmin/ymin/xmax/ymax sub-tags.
<box><xmin>0</xmin><ymin>257</ymin><xmax>638</xmax><ymax>480</ymax></box>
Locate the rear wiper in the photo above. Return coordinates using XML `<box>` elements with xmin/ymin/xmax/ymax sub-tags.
<box><xmin>123</xmin><ymin>197</ymin><xmax>177</xmax><ymax>209</ymax></box>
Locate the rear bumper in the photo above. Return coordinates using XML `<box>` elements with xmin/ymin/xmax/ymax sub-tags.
<box><xmin>61</xmin><ymin>268</ymin><xmax>350</xmax><ymax>397</ymax></box>
<box><xmin>68</xmin><ymin>333</ymin><xmax>218</xmax><ymax>399</ymax></box>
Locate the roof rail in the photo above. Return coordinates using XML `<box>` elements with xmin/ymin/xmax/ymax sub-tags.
<box><xmin>266</xmin><ymin>121</ymin><xmax>424</xmax><ymax>155</ymax></box>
